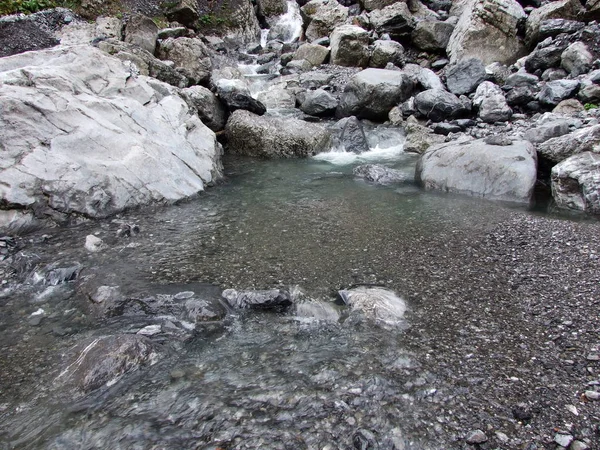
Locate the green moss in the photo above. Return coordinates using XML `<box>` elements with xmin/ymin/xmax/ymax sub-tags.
<box><xmin>0</xmin><ymin>0</ymin><xmax>78</xmax><ymax>15</ymax></box>
<box><xmin>584</xmin><ymin>103</ymin><xmax>598</xmax><ymax>111</ymax></box>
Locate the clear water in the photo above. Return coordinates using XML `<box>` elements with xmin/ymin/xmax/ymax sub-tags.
<box><xmin>0</xmin><ymin>150</ymin><xmax>565</xmax><ymax>449</ymax></box>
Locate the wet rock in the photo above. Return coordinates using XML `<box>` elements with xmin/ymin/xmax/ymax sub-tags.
<box><xmin>551</xmin><ymin>152</ymin><xmax>600</xmax><ymax>214</ymax></box>
<box><xmin>554</xmin><ymin>433</ymin><xmax>573</xmax><ymax>447</ymax></box>
<box><xmin>369</xmin><ymin>40</ymin><xmax>405</xmax><ymax>68</ymax></box>
<box><xmin>465</xmin><ymin>429</ymin><xmax>487</xmax><ymax>444</ymax></box>
<box><xmin>183</xmin><ymin>298</ymin><xmax>225</xmax><ymax>321</ymax></box>
<box><xmin>538</xmin><ymin>80</ymin><xmax>579</xmax><ymax>106</ymax></box>
<box><xmin>369</xmin><ymin>2</ymin><xmax>416</xmax><ymax>41</ymax></box>
<box><xmin>553</xmin><ymin>98</ymin><xmax>585</xmax><ymax>114</ymax></box>
<box><xmin>222</xmin><ymin>288</ymin><xmax>292</xmax><ymax>309</ymax></box>
<box><xmin>300</xmin><ymin>89</ymin><xmax>338</xmax><ymax>116</ymax></box>
<box><xmin>411</xmin><ymin>20</ymin><xmax>454</xmax><ymax>52</ymax></box>
<box><xmin>473</xmin><ymin>81</ymin><xmax>512</xmax><ymax>123</ymax></box>
<box><xmin>525</xmin><ymin>0</ymin><xmax>583</xmax><ymax>46</ymax></box>
<box><xmin>337</xmin><ymin>68</ymin><xmax>414</xmax><ymax>121</ymax></box>
<box><xmin>165</xmin><ymin>0</ymin><xmax>199</xmax><ymax>28</ymax></box>
<box><xmin>339</xmin><ymin>286</ymin><xmax>406</xmax><ymax>325</ymax></box>
<box><xmin>225</xmin><ymin>110</ymin><xmax>330</xmax><ymax>158</ymax></box>
<box><xmin>28</xmin><ymin>308</ymin><xmax>45</xmax><ymax>326</ymax></box>
<box><xmin>538</xmin><ymin>124</ymin><xmax>600</xmax><ymax>163</ymax></box>
<box><xmin>353</xmin><ymin>428</ymin><xmax>379</xmax><ymax>449</ymax></box>
<box><xmin>339</xmin><ymin>116</ymin><xmax>370</xmax><ymax>153</ymax></box>
<box><xmin>85</xmin><ymin>235</ymin><xmax>105</xmax><ymax>252</ymax></box>
<box><xmin>292</xmin><ymin>299</ymin><xmax>340</xmax><ymax>322</ymax></box>
<box><xmin>58</xmin><ymin>335</ymin><xmax>158</xmax><ymax>392</ymax></box>
<box><xmin>179</xmin><ymin>86</ymin><xmax>227</xmax><ymax>132</ymax></box>
<box><xmin>301</xmin><ymin>0</ymin><xmax>349</xmax><ymax>42</ymax></box>
<box><xmin>156</xmin><ymin>37</ymin><xmax>212</xmax><ymax>85</ymax></box>
<box><xmin>330</xmin><ymin>25</ymin><xmax>370</xmax><ymax>68</ymax></box>
<box><xmin>137</xmin><ymin>324</ymin><xmax>162</xmax><ymax>336</ymax></box>
<box><xmin>257</xmin><ymin>0</ymin><xmax>288</xmax><ymax>17</ymax></box>
<box><xmin>416</xmin><ymin>138</ymin><xmax>537</xmax><ymax>203</ymax></box>
<box><xmin>414</xmin><ymin>89</ymin><xmax>468</xmax><ymax>122</ymax></box>
<box><xmin>561</xmin><ymin>42</ymin><xmax>593</xmax><ymax>77</ymax></box>
<box><xmin>91</xmin><ymin>286</ymin><xmax>122</xmax><ymax>304</ymax></box>
<box><xmin>46</xmin><ymin>265</ymin><xmax>81</xmax><ymax>286</ymax></box>
<box><xmin>445</xmin><ymin>57</ymin><xmax>487</xmax><ymax>95</ymax></box>
<box><xmin>294</xmin><ymin>43</ymin><xmax>330</xmax><ymax>66</ymax></box>
<box><xmin>353</xmin><ymin>164</ymin><xmax>407</xmax><ymax>184</ymax></box>
<box><xmin>124</xmin><ymin>14</ymin><xmax>158</xmax><ymax>55</ymax></box>
<box><xmin>216</xmin><ymin>79</ymin><xmax>267</xmax><ymax>115</ymax></box>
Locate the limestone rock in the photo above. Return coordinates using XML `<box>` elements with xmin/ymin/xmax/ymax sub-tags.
<box><xmin>294</xmin><ymin>43</ymin><xmax>330</xmax><ymax>66</ymax></box>
<box><xmin>369</xmin><ymin>40</ymin><xmax>405</xmax><ymax>68</ymax></box>
<box><xmin>552</xmin><ymin>152</ymin><xmax>600</xmax><ymax>214</ymax></box>
<box><xmin>95</xmin><ymin>17</ymin><xmax>122</xmax><ymax>39</ymax></box>
<box><xmin>411</xmin><ymin>20</ymin><xmax>454</xmax><ymax>51</ymax></box>
<box><xmin>445</xmin><ymin>57</ymin><xmax>486</xmax><ymax>95</ymax></box>
<box><xmin>561</xmin><ymin>42</ymin><xmax>593</xmax><ymax>77</ymax></box>
<box><xmin>0</xmin><ymin>46</ymin><xmax>223</xmax><ymax>231</ymax></box>
<box><xmin>447</xmin><ymin>0</ymin><xmax>526</xmax><ymax>65</ymax></box>
<box><xmin>225</xmin><ymin>110</ymin><xmax>331</xmax><ymax>158</ymax></box>
<box><xmin>523</xmin><ymin>119</ymin><xmax>571</xmax><ymax>143</ymax></box>
<box><xmin>415</xmin><ymin>138</ymin><xmax>537</xmax><ymax>203</ymax></box>
<box><xmin>337</xmin><ymin>68</ymin><xmax>414</xmax><ymax>121</ymax></box>
<box><xmin>124</xmin><ymin>14</ymin><xmax>158</xmax><ymax>55</ymax></box>
<box><xmin>404</xmin><ymin>117</ymin><xmax>446</xmax><ymax>153</ymax></box>
<box><xmin>553</xmin><ymin>98</ymin><xmax>585</xmax><ymax>114</ymax></box>
<box><xmin>473</xmin><ymin>81</ymin><xmax>512</xmax><ymax>123</ymax></box>
<box><xmin>339</xmin><ymin>286</ymin><xmax>406</xmax><ymax>325</ymax></box>
<box><xmin>330</xmin><ymin>25</ymin><xmax>370</xmax><ymax>67</ymax></box>
<box><xmin>257</xmin><ymin>0</ymin><xmax>288</xmax><ymax>17</ymax></box>
<box><xmin>179</xmin><ymin>86</ymin><xmax>227</xmax><ymax>132</ymax></box>
<box><xmin>156</xmin><ymin>37</ymin><xmax>212</xmax><ymax>85</ymax></box>
<box><xmin>360</xmin><ymin>0</ymin><xmax>398</xmax><ymax>12</ymax></box>
<box><xmin>301</xmin><ymin>0</ymin><xmax>349</xmax><ymax>42</ymax></box>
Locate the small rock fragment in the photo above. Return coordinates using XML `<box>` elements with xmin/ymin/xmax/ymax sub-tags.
<box><xmin>85</xmin><ymin>235</ymin><xmax>105</xmax><ymax>252</ymax></box>
<box><xmin>584</xmin><ymin>390</ymin><xmax>600</xmax><ymax>400</ymax></box>
<box><xmin>554</xmin><ymin>433</ymin><xmax>573</xmax><ymax>447</ymax></box>
<box><xmin>465</xmin><ymin>429</ymin><xmax>487</xmax><ymax>444</ymax></box>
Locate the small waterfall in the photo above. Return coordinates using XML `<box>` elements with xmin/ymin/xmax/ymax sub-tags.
<box><xmin>265</xmin><ymin>0</ymin><xmax>303</xmax><ymax>44</ymax></box>
<box><xmin>260</xmin><ymin>29</ymin><xmax>269</xmax><ymax>49</ymax></box>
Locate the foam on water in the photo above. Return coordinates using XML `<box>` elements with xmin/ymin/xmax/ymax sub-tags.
<box><xmin>313</xmin><ymin>143</ymin><xmax>406</xmax><ymax>165</ymax></box>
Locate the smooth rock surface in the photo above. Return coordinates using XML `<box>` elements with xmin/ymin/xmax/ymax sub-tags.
<box><xmin>369</xmin><ymin>40</ymin><xmax>404</xmax><ymax>68</ymax></box>
<box><xmin>538</xmin><ymin>79</ymin><xmax>580</xmax><ymax>106</ymax></box>
<box><xmin>338</xmin><ymin>286</ymin><xmax>407</xmax><ymax>325</ymax></box>
<box><xmin>411</xmin><ymin>20</ymin><xmax>454</xmax><ymax>51</ymax></box>
<box><xmin>300</xmin><ymin>89</ymin><xmax>338</xmax><ymax>116</ymax></box>
<box><xmin>414</xmin><ymin>89</ymin><xmax>468</xmax><ymax>122</ymax></box>
<box><xmin>124</xmin><ymin>14</ymin><xmax>158</xmax><ymax>55</ymax></box>
<box><xmin>445</xmin><ymin>57</ymin><xmax>487</xmax><ymax>95</ymax></box>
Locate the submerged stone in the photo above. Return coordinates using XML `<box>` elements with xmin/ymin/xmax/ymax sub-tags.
<box><xmin>338</xmin><ymin>286</ymin><xmax>406</xmax><ymax>324</ymax></box>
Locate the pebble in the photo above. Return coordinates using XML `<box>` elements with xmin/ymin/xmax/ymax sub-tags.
<box><xmin>495</xmin><ymin>431</ymin><xmax>509</xmax><ymax>443</ymax></box>
<box><xmin>554</xmin><ymin>433</ymin><xmax>573</xmax><ymax>447</ymax></box>
<box><xmin>465</xmin><ymin>429</ymin><xmax>487</xmax><ymax>444</ymax></box>
<box><xmin>571</xmin><ymin>441</ymin><xmax>590</xmax><ymax>450</ymax></box>
<box><xmin>584</xmin><ymin>390</ymin><xmax>600</xmax><ymax>400</ymax></box>
<box><xmin>137</xmin><ymin>324</ymin><xmax>161</xmax><ymax>336</ymax></box>
<box><xmin>586</xmin><ymin>353</ymin><xmax>599</xmax><ymax>361</ymax></box>
<box><xmin>85</xmin><ymin>235</ymin><xmax>105</xmax><ymax>252</ymax></box>
<box><xmin>174</xmin><ymin>291</ymin><xmax>195</xmax><ymax>300</ymax></box>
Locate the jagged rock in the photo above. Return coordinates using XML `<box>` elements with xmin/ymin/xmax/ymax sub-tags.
<box><xmin>124</xmin><ymin>14</ymin><xmax>158</xmax><ymax>55</ymax></box>
<box><xmin>561</xmin><ymin>42</ymin><xmax>593</xmax><ymax>77</ymax></box>
<box><xmin>525</xmin><ymin>42</ymin><xmax>568</xmax><ymax>73</ymax></box>
<box><xmin>301</xmin><ymin>0</ymin><xmax>349</xmax><ymax>42</ymax></box>
<box><xmin>473</xmin><ymin>81</ymin><xmax>512</xmax><ymax>123</ymax></box>
<box><xmin>179</xmin><ymin>86</ymin><xmax>227</xmax><ymax>132</ymax></box>
<box><xmin>579</xmin><ymin>84</ymin><xmax>600</xmax><ymax>103</ymax></box>
<box><xmin>216</xmin><ymin>79</ymin><xmax>267</xmax><ymax>115</ymax></box>
<box><xmin>0</xmin><ymin>46</ymin><xmax>222</xmax><ymax>232</ymax></box>
<box><xmin>156</xmin><ymin>37</ymin><xmax>212</xmax><ymax>85</ymax></box>
<box><xmin>526</xmin><ymin>0</ymin><xmax>583</xmax><ymax>47</ymax></box>
<box><xmin>157</xmin><ymin>27</ymin><xmax>188</xmax><ymax>40</ymax></box>
<box><xmin>523</xmin><ymin>119</ymin><xmax>571</xmax><ymax>143</ymax></box>
<box><xmin>329</xmin><ymin>25</ymin><xmax>370</xmax><ymax>67</ymax></box>
<box><xmin>403</xmin><ymin>63</ymin><xmax>444</xmax><ymax>90</ymax></box>
<box><xmin>553</xmin><ymin>98</ymin><xmax>585</xmax><ymax>114</ymax></box>
<box><xmin>416</xmin><ymin>138</ymin><xmax>537</xmax><ymax>203</ymax></box>
<box><xmin>225</xmin><ymin>110</ymin><xmax>331</xmax><ymax>157</ymax></box>
<box><xmin>551</xmin><ymin>152</ymin><xmax>600</xmax><ymax>214</ymax></box>
<box><xmin>165</xmin><ymin>0</ymin><xmax>199</xmax><ymax>28</ymax></box>
<box><xmin>339</xmin><ymin>286</ymin><xmax>406</xmax><ymax>324</ymax></box>
<box><xmin>447</xmin><ymin>0</ymin><xmax>526</xmax><ymax>65</ymax></box>
<box><xmin>58</xmin><ymin>335</ymin><xmax>158</xmax><ymax>393</ymax></box>
<box><xmin>537</xmin><ymin>79</ymin><xmax>579</xmax><ymax>106</ymax></box>
<box><xmin>300</xmin><ymin>89</ymin><xmax>338</xmax><ymax>116</ymax></box>
<box><xmin>95</xmin><ymin>17</ymin><xmax>122</xmax><ymax>39</ymax></box>
<box><xmin>542</xmin><ymin>67</ymin><xmax>569</xmax><ymax>81</ymax></box>
<box><xmin>337</xmin><ymin>68</ymin><xmax>414</xmax><ymax>120</ymax></box>
<box><xmin>222</xmin><ymin>288</ymin><xmax>293</xmax><ymax>309</ymax></box>
<box><xmin>294</xmin><ymin>43</ymin><xmax>330</xmax><ymax>66</ymax></box>
<box><xmin>369</xmin><ymin>40</ymin><xmax>405</xmax><ymax>68</ymax></box>
<box><xmin>369</xmin><ymin>2</ymin><xmax>416</xmax><ymax>40</ymax></box>
<box><xmin>537</xmin><ymin>124</ymin><xmax>600</xmax><ymax>163</ymax></box>
<box><xmin>505</xmin><ymin>71</ymin><xmax>539</xmax><ymax>87</ymax></box>
<box><xmin>414</xmin><ymin>89</ymin><xmax>468</xmax><ymax>122</ymax></box>
<box><xmin>411</xmin><ymin>20</ymin><xmax>455</xmax><ymax>51</ymax></box>
<box><xmin>538</xmin><ymin>19</ymin><xmax>585</xmax><ymax>40</ymax></box>
<box><xmin>97</xmin><ymin>39</ymin><xmax>189</xmax><ymax>88</ymax></box>
<box><xmin>445</xmin><ymin>57</ymin><xmax>486</xmax><ymax>95</ymax></box>
<box><xmin>584</xmin><ymin>0</ymin><xmax>600</xmax><ymax>20</ymax></box>
<box><xmin>339</xmin><ymin>116</ymin><xmax>370</xmax><ymax>153</ymax></box>
<box><xmin>360</xmin><ymin>0</ymin><xmax>397</xmax><ymax>12</ymax></box>
<box><xmin>283</xmin><ymin>59</ymin><xmax>314</xmax><ymax>74</ymax></box>
<box><xmin>353</xmin><ymin>164</ymin><xmax>407</xmax><ymax>184</ymax></box>
<box><xmin>257</xmin><ymin>0</ymin><xmax>288</xmax><ymax>17</ymax></box>
<box><xmin>404</xmin><ymin>117</ymin><xmax>445</xmax><ymax>153</ymax></box>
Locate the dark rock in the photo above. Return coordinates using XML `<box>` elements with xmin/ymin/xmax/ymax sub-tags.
<box><xmin>445</xmin><ymin>58</ymin><xmax>487</xmax><ymax>95</ymax></box>
<box><xmin>257</xmin><ymin>52</ymin><xmax>278</xmax><ymax>64</ymax></box>
<box><xmin>124</xmin><ymin>14</ymin><xmax>159</xmax><ymax>55</ymax></box>
<box><xmin>505</xmin><ymin>71</ymin><xmax>539</xmax><ymax>87</ymax></box>
<box><xmin>353</xmin><ymin>164</ymin><xmax>407</xmax><ymax>184</ymax></box>
<box><xmin>216</xmin><ymin>80</ymin><xmax>267</xmax><ymax>115</ymax></box>
<box><xmin>414</xmin><ymin>89</ymin><xmax>468</xmax><ymax>122</ymax></box>
<box><xmin>538</xmin><ymin>18</ymin><xmax>585</xmax><ymax>40</ymax></box>
<box><xmin>330</xmin><ymin>25</ymin><xmax>370</xmax><ymax>67</ymax></box>
<box><xmin>433</xmin><ymin>123</ymin><xmax>462</xmax><ymax>135</ymax></box>
<box><xmin>506</xmin><ymin>86</ymin><xmax>537</xmax><ymax>106</ymax></box>
<box><xmin>369</xmin><ymin>2</ymin><xmax>416</xmax><ymax>41</ymax></box>
<box><xmin>537</xmin><ymin>79</ymin><xmax>579</xmax><ymax>106</ymax></box>
<box><xmin>542</xmin><ymin>67</ymin><xmax>568</xmax><ymax>81</ymax></box>
<box><xmin>46</xmin><ymin>265</ymin><xmax>81</xmax><ymax>286</ymax></box>
<box><xmin>222</xmin><ymin>288</ymin><xmax>293</xmax><ymax>309</ymax></box>
<box><xmin>512</xmin><ymin>405</ymin><xmax>533</xmax><ymax>421</ymax></box>
<box><xmin>465</xmin><ymin>429</ymin><xmax>488</xmax><ymax>444</ymax></box>
<box><xmin>165</xmin><ymin>0</ymin><xmax>199</xmax><ymax>28</ymax></box>
<box><xmin>369</xmin><ymin>40</ymin><xmax>405</xmax><ymax>68</ymax></box>
<box><xmin>300</xmin><ymin>89</ymin><xmax>338</xmax><ymax>116</ymax></box>
<box><xmin>411</xmin><ymin>20</ymin><xmax>454</xmax><ymax>52</ymax></box>
<box><xmin>525</xmin><ymin>43</ymin><xmax>568</xmax><ymax>73</ymax></box>
<box><xmin>180</xmin><ymin>85</ymin><xmax>228</xmax><ymax>132</ymax></box>
<box><xmin>340</xmin><ymin>116</ymin><xmax>370</xmax><ymax>153</ymax></box>
<box><xmin>0</xmin><ymin>9</ymin><xmax>67</xmax><ymax>58</ymax></box>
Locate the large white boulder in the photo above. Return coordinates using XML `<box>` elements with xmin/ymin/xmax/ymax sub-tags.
<box><xmin>551</xmin><ymin>152</ymin><xmax>600</xmax><ymax>214</ymax></box>
<box><xmin>0</xmin><ymin>46</ymin><xmax>223</xmax><ymax>233</ymax></box>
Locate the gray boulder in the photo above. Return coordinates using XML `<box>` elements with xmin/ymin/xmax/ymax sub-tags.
<box><xmin>537</xmin><ymin>125</ymin><xmax>600</xmax><ymax>164</ymax></box>
<box><xmin>301</xmin><ymin>0</ymin><xmax>349</xmax><ymax>42</ymax></box>
<box><xmin>538</xmin><ymin>19</ymin><xmax>585</xmax><ymax>40</ymax></box>
<box><xmin>505</xmin><ymin>71</ymin><xmax>539</xmax><ymax>88</ymax></box>
<box><xmin>124</xmin><ymin>14</ymin><xmax>158</xmax><ymax>54</ymax></box>
<box><xmin>579</xmin><ymin>84</ymin><xmax>600</xmax><ymax>103</ymax></box>
<box><xmin>330</xmin><ymin>25</ymin><xmax>370</xmax><ymax>68</ymax></box>
<box><xmin>415</xmin><ymin>138</ymin><xmax>537</xmax><ymax>203</ymax></box>
<box><xmin>473</xmin><ymin>81</ymin><xmax>512</xmax><ymax>123</ymax></box>
<box><xmin>222</xmin><ymin>288</ymin><xmax>293</xmax><ymax>309</ymax></box>
<box><xmin>179</xmin><ymin>86</ymin><xmax>227</xmax><ymax>132</ymax></box>
<box><xmin>216</xmin><ymin>79</ymin><xmax>267</xmax><ymax>115</ymax></box>
<box><xmin>353</xmin><ymin>164</ymin><xmax>407</xmax><ymax>184</ymax></box>
<box><xmin>369</xmin><ymin>40</ymin><xmax>405</xmax><ymax>68</ymax></box>
<box><xmin>257</xmin><ymin>0</ymin><xmax>288</xmax><ymax>17</ymax></box>
<box><xmin>156</xmin><ymin>37</ymin><xmax>212</xmax><ymax>85</ymax></box>
<box><xmin>369</xmin><ymin>2</ymin><xmax>416</xmax><ymax>41</ymax></box>
<box><xmin>337</xmin><ymin>68</ymin><xmax>414</xmax><ymax>121</ymax></box>
<box><xmin>553</xmin><ymin>98</ymin><xmax>585</xmax><ymax>114</ymax></box>
<box><xmin>95</xmin><ymin>17</ymin><xmax>122</xmax><ymax>39</ymax></box>
<box><xmin>414</xmin><ymin>89</ymin><xmax>468</xmax><ymax>122</ymax></box>
<box><xmin>445</xmin><ymin>57</ymin><xmax>486</xmax><ymax>95</ymax></box>
<box><xmin>447</xmin><ymin>0</ymin><xmax>526</xmax><ymax>65</ymax></box>
<box><xmin>403</xmin><ymin>64</ymin><xmax>444</xmax><ymax>90</ymax></box>
<box><xmin>0</xmin><ymin>46</ymin><xmax>223</xmax><ymax>233</ymax></box>
<box><xmin>404</xmin><ymin>116</ymin><xmax>445</xmax><ymax>154</ymax></box>
<box><xmin>526</xmin><ymin>0</ymin><xmax>583</xmax><ymax>46</ymax></box>
<box><xmin>165</xmin><ymin>0</ymin><xmax>200</xmax><ymax>27</ymax></box>
<box><xmin>523</xmin><ymin>119</ymin><xmax>571</xmax><ymax>144</ymax></box>
<box><xmin>537</xmin><ymin>79</ymin><xmax>579</xmax><ymax>106</ymax></box>
<box><xmin>300</xmin><ymin>89</ymin><xmax>338</xmax><ymax>116</ymax></box>
<box><xmin>561</xmin><ymin>42</ymin><xmax>593</xmax><ymax>77</ymax></box>
<box><xmin>293</xmin><ymin>43</ymin><xmax>330</xmax><ymax>66</ymax></box>
<box><xmin>411</xmin><ymin>20</ymin><xmax>454</xmax><ymax>51</ymax></box>
<box><xmin>551</xmin><ymin>152</ymin><xmax>600</xmax><ymax>214</ymax></box>
<box><xmin>225</xmin><ymin>110</ymin><xmax>331</xmax><ymax>158</ymax></box>
<box><xmin>339</xmin><ymin>116</ymin><xmax>370</xmax><ymax>153</ymax></box>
